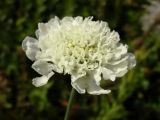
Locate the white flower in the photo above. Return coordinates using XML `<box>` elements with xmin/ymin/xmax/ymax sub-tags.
<box><xmin>22</xmin><ymin>16</ymin><xmax>136</xmax><ymax>95</ymax></box>
<box><xmin>141</xmin><ymin>0</ymin><xmax>160</xmax><ymax>32</ymax></box>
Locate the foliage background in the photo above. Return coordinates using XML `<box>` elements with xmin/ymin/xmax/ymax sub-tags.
<box><xmin>0</xmin><ymin>0</ymin><xmax>160</xmax><ymax>120</ymax></box>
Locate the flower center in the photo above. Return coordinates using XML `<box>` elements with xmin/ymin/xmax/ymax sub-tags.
<box><xmin>64</xmin><ymin>38</ymin><xmax>100</xmax><ymax>71</ymax></box>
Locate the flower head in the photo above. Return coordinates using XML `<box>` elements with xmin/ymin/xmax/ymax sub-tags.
<box><xmin>22</xmin><ymin>16</ymin><xmax>136</xmax><ymax>95</ymax></box>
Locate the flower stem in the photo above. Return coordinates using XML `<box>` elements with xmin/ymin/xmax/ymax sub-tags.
<box><xmin>64</xmin><ymin>88</ymin><xmax>75</xmax><ymax>120</ymax></box>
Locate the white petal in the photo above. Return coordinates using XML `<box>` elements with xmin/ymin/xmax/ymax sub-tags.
<box><xmin>25</xmin><ymin>48</ymin><xmax>38</xmax><ymax>61</ymax></box>
<box><xmin>71</xmin><ymin>76</ymin><xmax>86</xmax><ymax>94</ymax></box>
<box><xmin>22</xmin><ymin>36</ymin><xmax>38</xmax><ymax>51</ymax></box>
<box><xmin>75</xmin><ymin>16</ymin><xmax>83</xmax><ymax>23</ymax></box>
<box><xmin>93</xmin><ymin>68</ymin><xmax>102</xmax><ymax>85</ymax></box>
<box><xmin>87</xmin><ymin>78</ymin><xmax>111</xmax><ymax>95</ymax></box>
<box><xmin>113</xmin><ymin>44</ymin><xmax>128</xmax><ymax>60</ymax></box>
<box><xmin>71</xmin><ymin>77</ymin><xmax>86</xmax><ymax>94</ymax></box>
<box><xmin>105</xmin><ymin>53</ymin><xmax>135</xmax><ymax>77</ymax></box>
<box><xmin>115</xmin><ymin>66</ymin><xmax>128</xmax><ymax>77</ymax></box>
<box><xmin>32</xmin><ymin>72</ymin><xmax>54</xmax><ymax>87</ymax></box>
<box><xmin>46</xmin><ymin>17</ymin><xmax>60</xmax><ymax>31</ymax></box>
<box><xmin>71</xmin><ymin>73</ymin><xmax>111</xmax><ymax>95</ymax></box>
<box><xmin>32</xmin><ymin>60</ymin><xmax>54</xmax><ymax>75</ymax></box>
<box><xmin>108</xmin><ymin>54</ymin><xmax>128</xmax><ymax>65</ymax></box>
<box><xmin>101</xmin><ymin>67</ymin><xmax>116</xmax><ymax>81</ymax></box>
<box><xmin>110</xmin><ymin>58</ymin><xmax>128</xmax><ymax>77</ymax></box>
<box><xmin>71</xmin><ymin>71</ymin><xmax>86</xmax><ymax>83</ymax></box>
<box><xmin>22</xmin><ymin>36</ymin><xmax>39</xmax><ymax>61</ymax></box>
<box><xmin>62</xmin><ymin>17</ymin><xmax>74</xmax><ymax>24</ymax></box>
<box><xmin>38</xmin><ymin>23</ymin><xmax>48</xmax><ymax>36</ymax></box>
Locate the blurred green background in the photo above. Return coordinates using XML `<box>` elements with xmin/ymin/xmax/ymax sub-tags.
<box><xmin>0</xmin><ymin>0</ymin><xmax>160</xmax><ymax>120</ymax></box>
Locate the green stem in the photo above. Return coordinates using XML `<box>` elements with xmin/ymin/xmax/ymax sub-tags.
<box><xmin>64</xmin><ymin>88</ymin><xmax>75</xmax><ymax>120</ymax></box>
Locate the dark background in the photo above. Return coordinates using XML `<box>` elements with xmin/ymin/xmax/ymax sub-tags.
<box><xmin>0</xmin><ymin>0</ymin><xmax>160</xmax><ymax>120</ymax></box>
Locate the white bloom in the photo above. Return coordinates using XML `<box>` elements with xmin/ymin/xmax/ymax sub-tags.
<box><xmin>141</xmin><ymin>0</ymin><xmax>160</xmax><ymax>32</ymax></box>
<box><xmin>22</xmin><ymin>16</ymin><xmax>136</xmax><ymax>95</ymax></box>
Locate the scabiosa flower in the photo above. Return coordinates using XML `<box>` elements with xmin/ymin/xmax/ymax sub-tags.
<box><xmin>22</xmin><ymin>16</ymin><xmax>136</xmax><ymax>95</ymax></box>
<box><xmin>141</xmin><ymin>0</ymin><xmax>160</xmax><ymax>32</ymax></box>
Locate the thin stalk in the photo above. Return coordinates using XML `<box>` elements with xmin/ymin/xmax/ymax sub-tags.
<box><xmin>64</xmin><ymin>88</ymin><xmax>75</xmax><ymax>120</ymax></box>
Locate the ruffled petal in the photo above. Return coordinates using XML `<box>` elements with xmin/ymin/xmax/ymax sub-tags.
<box><xmin>32</xmin><ymin>60</ymin><xmax>54</xmax><ymax>76</ymax></box>
<box><xmin>87</xmin><ymin>79</ymin><xmax>111</xmax><ymax>95</ymax></box>
<box><xmin>71</xmin><ymin>70</ymin><xmax>86</xmax><ymax>83</ymax></box>
<box><xmin>108</xmin><ymin>54</ymin><xmax>128</xmax><ymax>66</ymax></box>
<box><xmin>71</xmin><ymin>71</ymin><xmax>111</xmax><ymax>95</ymax></box>
<box><xmin>93</xmin><ymin>68</ymin><xmax>102</xmax><ymax>85</ymax></box>
<box><xmin>105</xmin><ymin>53</ymin><xmax>136</xmax><ymax>77</ymax></box>
<box><xmin>62</xmin><ymin>17</ymin><xmax>74</xmax><ymax>24</ymax></box>
<box><xmin>109</xmin><ymin>56</ymin><xmax>128</xmax><ymax>77</ymax></box>
<box><xmin>115</xmin><ymin>66</ymin><xmax>128</xmax><ymax>77</ymax></box>
<box><xmin>101</xmin><ymin>67</ymin><xmax>116</xmax><ymax>81</ymax></box>
<box><xmin>32</xmin><ymin>72</ymin><xmax>54</xmax><ymax>87</ymax></box>
<box><xmin>113</xmin><ymin>43</ymin><xmax>128</xmax><ymax>60</ymax></box>
<box><xmin>38</xmin><ymin>23</ymin><xmax>48</xmax><ymax>36</ymax></box>
<box><xmin>71</xmin><ymin>79</ymin><xmax>86</xmax><ymax>94</ymax></box>
<box><xmin>22</xmin><ymin>36</ymin><xmax>39</xmax><ymax>61</ymax></box>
